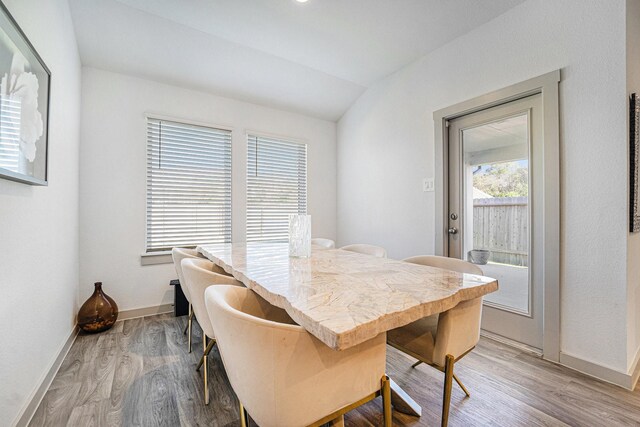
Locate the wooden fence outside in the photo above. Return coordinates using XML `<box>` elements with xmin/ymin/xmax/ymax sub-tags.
<box><xmin>473</xmin><ymin>197</ymin><xmax>528</xmax><ymax>267</ymax></box>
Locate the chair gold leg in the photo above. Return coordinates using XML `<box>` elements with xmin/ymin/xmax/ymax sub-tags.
<box><xmin>442</xmin><ymin>355</ymin><xmax>454</xmax><ymax>427</ymax></box>
<box><xmin>453</xmin><ymin>373</ymin><xmax>470</xmax><ymax>397</ymax></box>
<box><xmin>411</xmin><ymin>360</ymin><xmax>423</xmax><ymax>368</ymax></box>
<box><xmin>381</xmin><ymin>375</ymin><xmax>392</xmax><ymax>427</ymax></box>
<box><xmin>239</xmin><ymin>402</ymin><xmax>249</xmax><ymax>427</ymax></box>
<box><xmin>329</xmin><ymin>415</ymin><xmax>345</xmax><ymax>426</ymax></box>
<box><xmin>196</xmin><ymin>337</ymin><xmax>216</xmax><ymax>372</ymax></box>
<box><xmin>182</xmin><ymin>310</ymin><xmax>190</xmax><ymax>335</ymax></box>
<box><xmin>203</xmin><ymin>335</ymin><xmax>210</xmax><ymax>405</ymax></box>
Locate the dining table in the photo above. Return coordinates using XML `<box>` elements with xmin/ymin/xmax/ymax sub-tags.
<box><xmin>197</xmin><ymin>242</ymin><xmax>499</xmax><ymax>417</ymax></box>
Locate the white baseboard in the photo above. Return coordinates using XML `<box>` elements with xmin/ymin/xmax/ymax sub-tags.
<box><xmin>559</xmin><ymin>352</ymin><xmax>638</xmax><ymax>390</ymax></box>
<box><xmin>118</xmin><ymin>303</ymin><xmax>173</xmax><ymax>320</ymax></box>
<box><xmin>480</xmin><ymin>329</ymin><xmax>543</xmax><ymax>356</ymax></box>
<box><xmin>627</xmin><ymin>345</ymin><xmax>640</xmax><ymax>390</ymax></box>
<box><xmin>13</xmin><ymin>326</ymin><xmax>79</xmax><ymax>427</ymax></box>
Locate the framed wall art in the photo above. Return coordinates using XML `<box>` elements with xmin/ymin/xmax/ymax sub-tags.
<box><xmin>0</xmin><ymin>1</ymin><xmax>50</xmax><ymax>185</ymax></box>
<box><xmin>630</xmin><ymin>93</ymin><xmax>640</xmax><ymax>232</ymax></box>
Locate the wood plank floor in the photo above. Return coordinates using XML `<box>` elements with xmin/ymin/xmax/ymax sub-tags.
<box><xmin>30</xmin><ymin>313</ymin><xmax>640</xmax><ymax>427</ymax></box>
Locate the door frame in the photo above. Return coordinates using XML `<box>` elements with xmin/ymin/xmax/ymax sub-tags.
<box><xmin>433</xmin><ymin>70</ymin><xmax>561</xmax><ymax>362</ymax></box>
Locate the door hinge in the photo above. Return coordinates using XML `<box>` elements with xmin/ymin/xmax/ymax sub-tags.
<box><xmin>445</xmin><ymin>120</ymin><xmax>450</xmax><ymax>128</ymax></box>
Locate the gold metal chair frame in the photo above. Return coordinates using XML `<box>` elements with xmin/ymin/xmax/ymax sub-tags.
<box><xmin>182</xmin><ymin>303</ymin><xmax>196</xmax><ymax>353</ymax></box>
<box><xmin>387</xmin><ymin>341</ymin><xmax>475</xmax><ymax>427</ymax></box>
<box><xmin>183</xmin><ymin>304</ymin><xmax>216</xmax><ymax>405</ymax></box>
<box><xmin>195</xmin><ymin>334</ymin><xmax>217</xmax><ymax>405</ymax></box>
<box><xmin>238</xmin><ymin>375</ymin><xmax>393</xmax><ymax>427</ymax></box>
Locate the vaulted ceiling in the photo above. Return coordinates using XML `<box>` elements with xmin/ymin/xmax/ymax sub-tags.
<box><xmin>69</xmin><ymin>0</ymin><xmax>525</xmax><ymax>121</ymax></box>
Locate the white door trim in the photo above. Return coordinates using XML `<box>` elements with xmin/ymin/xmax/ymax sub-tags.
<box><xmin>433</xmin><ymin>70</ymin><xmax>561</xmax><ymax>362</ymax></box>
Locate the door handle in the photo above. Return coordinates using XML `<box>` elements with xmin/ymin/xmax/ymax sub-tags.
<box><xmin>448</xmin><ymin>227</ymin><xmax>458</xmax><ymax>235</ymax></box>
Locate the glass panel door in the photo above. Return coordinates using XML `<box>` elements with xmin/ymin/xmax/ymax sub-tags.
<box><xmin>448</xmin><ymin>94</ymin><xmax>543</xmax><ymax>350</ymax></box>
<box><xmin>462</xmin><ymin>113</ymin><xmax>530</xmax><ymax>315</ymax></box>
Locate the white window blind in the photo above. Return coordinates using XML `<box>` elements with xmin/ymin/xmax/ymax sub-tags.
<box><xmin>247</xmin><ymin>134</ymin><xmax>307</xmax><ymax>242</ymax></box>
<box><xmin>146</xmin><ymin>118</ymin><xmax>232</xmax><ymax>252</ymax></box>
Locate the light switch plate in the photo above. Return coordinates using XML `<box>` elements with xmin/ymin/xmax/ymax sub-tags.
<box><xmin>423</xmin><ymin>178</ymin><xmax>434</xmax><ymax>192</ymax></box>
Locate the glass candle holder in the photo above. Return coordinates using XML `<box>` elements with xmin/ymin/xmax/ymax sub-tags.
<box><xmin>289</xmin><ymin>214</ymin><xmax>311</xmax><ymax>258</ymax></box>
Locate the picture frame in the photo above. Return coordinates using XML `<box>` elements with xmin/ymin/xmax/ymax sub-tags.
<box><xmin>630</xmin><ymin>93</ymin><xmax>640</xmax><ymax>232</ymax></box>
<box><xmin>0</xmin><ymin>0</ymin><xmax>51</xmax><ymax>186</ymax></box>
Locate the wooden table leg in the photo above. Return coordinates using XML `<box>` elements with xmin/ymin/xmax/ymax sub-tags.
<box><xmin>389</xmin><ymin>377</ymin><xmax>422</xmax><ymax>417</ymax></box>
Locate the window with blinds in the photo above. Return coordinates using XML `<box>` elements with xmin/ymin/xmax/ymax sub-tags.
<box><xmin>146</xmin><ymin>118</ymin><xmax>232</xmax><ymax>252</ymax></box>
<box><xmin>247</xmin><ymin>134</ymin><xmax>307</xmax><ymax>242</ymax></box>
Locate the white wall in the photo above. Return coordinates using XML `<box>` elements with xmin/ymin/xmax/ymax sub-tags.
<box><xmin>0</xmin><ymin>0</ymin><xmax>81</xmax><ymax>425</ymax></box>
<box><xmin>337</xmin><ymin>0</ymin><xmax>631</xmax><ymax>372</ymax></box>
<box><xmin>79</xmin><ymin>68</ymin><xmax>336</xmax><ymax>312</ymax></box>
<box><xmin>627</xmin><ymin>0</ymin><xmax>640</xmax><ymax>375</ymax></box>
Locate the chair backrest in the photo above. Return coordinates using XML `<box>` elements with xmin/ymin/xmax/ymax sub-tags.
<box><xmin>403</xmin><ymin>255</ymin><xmax>483</xmax><ymax>365</ymax></box>
<box><xmin>403</xmin><ymin>255</ymin><xmax>483</xmax><ymax>275</ymax></box>
<box><xmin>205</xmin><ymin>285</ymin><xmax>386</xmax><ymax>427</ymax></box>
<box><xmin>340</xmin><ymin>243</ymin><xmax>387</xmax><ymax>258</ymax></box>
<box><xmin>181</xmin><ymin>258</ymin><xmax>243</xmax><ymax>339</ymax></box>
<box><xmin>171</xmin><ymin>248</ymin><xmax>202</xmax><ymax>303</ymax></box>
<box><xmin>311</xmin><ymin>238</ymin><xmax>335</xmax><ymax>249</ymax></box>
<box><xmin>432</xmin><ymin>297</ymin><xmax>483</xmax><ymax>366</ymax></box>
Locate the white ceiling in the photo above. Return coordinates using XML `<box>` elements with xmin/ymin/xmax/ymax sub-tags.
<box><xmin>69</xmin><ymin>0</ymin><xmax>526</xmax><ymax>121</ymax></box>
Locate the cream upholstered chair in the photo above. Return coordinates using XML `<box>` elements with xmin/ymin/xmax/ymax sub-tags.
<box><xmin>171</xmin><ymin>248</ymin><xmax>229</xmax><ymax>353</ymax></box>
<box><xmin>311</xmin><ymin>237</ymin><xmax>335</xmax><ymax>249</ymax></box>
<box><xmin>403</xmin><ymin>255</ymin><xmax>483</xmax><ymax>275</ymax></box>
<box><xmin>204</xmin><ymin>285</ymin><xmax>392</xmax><ymax>427</ymax></box>
<box><xmin>181</xmin><ymin>258</ymin><xmax>243</xmax><ymax>404</ymax></box>
<box><xmin>387</xmin><ymin>255</ymin><xmax>484</xmax><ymax>427</ymax></box>
<box><xmin>340</xmin><ymin>243</ymin><xmax>387</xmax><ymax>258</ymax></box>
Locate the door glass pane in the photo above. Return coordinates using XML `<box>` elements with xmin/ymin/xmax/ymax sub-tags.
<box><xmin>462</xmin><ymin>113</ymin><xmax>530</xmax><ymax>314</ymax></box>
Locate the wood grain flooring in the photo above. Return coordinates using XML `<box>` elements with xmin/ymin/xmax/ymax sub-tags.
<box><xmin>30</xmin><ymin>314</ymin><xmax>640</xmax><ymax>427</ymax></box>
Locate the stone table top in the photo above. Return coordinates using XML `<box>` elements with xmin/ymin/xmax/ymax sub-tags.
<box><xmin>197</xmin><ymin>242</ymin><xmax>498</xmax><ymax>350</ymax></box>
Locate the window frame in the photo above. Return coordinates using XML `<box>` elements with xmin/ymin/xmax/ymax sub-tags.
<box><xmin>143</xmin><ymin>113</ymin><xmax>234</xmax><ymax>257</ymax></box>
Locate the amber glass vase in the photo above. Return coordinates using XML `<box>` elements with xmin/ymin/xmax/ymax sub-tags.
<box><xmin>78</xmin><ymin>282</ymin><xmax>118</xmax><ymax>333</ymax></box>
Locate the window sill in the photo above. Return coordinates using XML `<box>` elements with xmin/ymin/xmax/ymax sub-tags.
<box><xmin>140</xmin><ymin>251</ymin><xmax>173</xmax><ymax>266</ymax></box>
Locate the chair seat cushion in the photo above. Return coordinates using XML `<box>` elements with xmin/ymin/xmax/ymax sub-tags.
<box><xmin>387</xmin><ymin>314</ymin><xmax>438</xmax><ymax>363</ymax></box>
